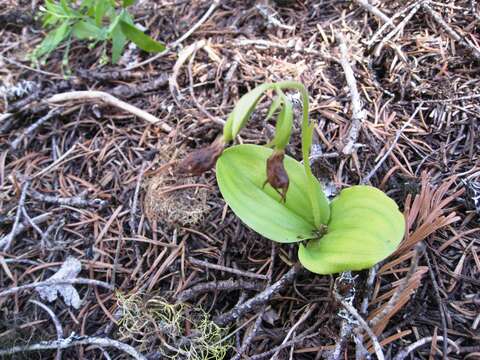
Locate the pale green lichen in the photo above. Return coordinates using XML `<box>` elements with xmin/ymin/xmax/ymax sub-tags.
<box><xmin>116</xmin><ymin>293</ymin><xmax>231</xmax><ymax>360</ymax></box>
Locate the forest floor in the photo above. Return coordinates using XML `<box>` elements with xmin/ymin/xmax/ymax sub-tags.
<box><xmin>0</xmin><ymin>0</ymin><xmax>479</xmax><ymax>359</ymax></box>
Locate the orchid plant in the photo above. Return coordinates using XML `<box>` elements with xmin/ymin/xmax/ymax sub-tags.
<box><xmin>179</xmin><ymin>81</ymin><xmax>405</xmax><ymax>274</ymax></box>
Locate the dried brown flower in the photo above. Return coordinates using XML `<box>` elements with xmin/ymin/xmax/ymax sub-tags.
<box><xmin>177</xmin><ymin>137</ymin><xmax>225</xmax><ymax>176</ymax></box>
<box><xmin>263</xmin><ymin>149</ymin><xmax>289</xmax><ymax>202</ymax></box>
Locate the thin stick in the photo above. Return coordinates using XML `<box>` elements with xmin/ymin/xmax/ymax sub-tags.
<box><xmin>352</xmin><ymin>0</ymin><xmax>393</xmax><ymax>25</ymax></box>
<box><xmin>249</xmin><ymin>333</ymin><xmax>318</xmax><ymax>360</ymax></box>
<box><xmin>425</xmin><ymin>252</ymin><xmax>448</xmax><ymax>360</ymax></box>
<box><xmin>0</xmin><ymin>181</ymin><xmax>30</xmax><ymax>251</ymax></box>
<box><xmin>176</xmin><ymin>278</ymin><xmax>263</xmax><ymax>302</ymax></box>
<box><xmin>126</xmin><ymin>0</ymin><xmax>220</xmax><ymax>70</ymax></box>
<box><xmin>29</xmin><ymin>300</ymin><xmax>64</xmax><ymax>360</ymax></box>
<box><xmin>214</xmin><ymin>264</ymin><xmax>302</xmax><ymax>326</ymax></box>
<box><xmin>30</xmin><ymin>190</ymin><xmax>107</xmax><ymax>208</ymax></box>
<box><xmin>422</xmin><ymin>2</ymin><xmax>480</xmax><ymax>61</ymax></box>
<box><xmin>10</xmin><ymin>109</ymin><xmax>60</xmax><ymax>150</ymax></box>
<box><xmin>392</xmin><ymin>336</ymin><xmax>459</xmax><ymax>360</ymax></box>
<box><xmin>0</xmin><ymin>278</ymin><xmax>114</xmax><ymax>298</ymax></box>
<box><xmin>336</xmin><ymin>33</ymin><xmax>365</xmax><ymax>155</ymax></box>
<box><xmin>372</xmin><ymin>1</ymin><xmax>422</xmax><ymax>57</ymax></box>
<box><xmin>0</xmin><ymin>334</ymin><xmax>146</xmax><ymax>360</ymax></box>
<box><xmin>361</xmin><ymin>104</ymin><xmax>422</xmax><ymax>184</ymax></box>
<box><xmin>366</xmin><ymin>2</ymin><xmax>419</xmax><ymax>47</ymax></box>
<box><xmin>369</xmin><ymin>244</ymin><xmax>424</xmax><ymax>328</ymax></box>
<box><xmin>334</xmin><ymin>293</ymin><xmax>385</xmax><ymax>360</ymax></box>
<box><xmin>188</xmin><ymin>257</ymin><xmax>268</xmax><ymax>280</ymax></box>
<box><xmin>47</xmin><ymin>91</ymin><xmax>172</xmax><ymax>132</ymax></box>
<box><xmin>231</xmin><ymin>310</ymin><xmax>265</xmax><ymax>360</ymax></box>
<box><xmin>272</xmin><ymin>304</ymin><xmax>317</xmax><ymax>360</ymax></box>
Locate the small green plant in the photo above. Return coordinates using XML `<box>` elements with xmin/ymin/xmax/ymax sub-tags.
<box><xmin>32</xmin><ymin>0</ymin><xmax>165</xmax><ymax>65</ymax></box>
<box><xmin>179</xmin><ymin>81</ymin><xmax>405</xmax><ymax>275</ymax></box>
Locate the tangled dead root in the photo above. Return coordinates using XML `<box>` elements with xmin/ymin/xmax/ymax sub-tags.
<box><xmin>144</xmin><ymin>147</ymin><xmax>211</xmax><ymax>227</ymax></box>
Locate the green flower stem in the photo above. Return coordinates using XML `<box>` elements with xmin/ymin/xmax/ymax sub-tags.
<box><xmin>274</xmin><ymin>81</ymin><xmax>322</xmax><ymax>228</ymax></box>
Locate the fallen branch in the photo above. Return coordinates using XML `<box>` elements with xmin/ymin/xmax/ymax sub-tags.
<box><xmin>369</xmin><ymin>243</ymin><xmax>424</xmax><ymax>328</ymax></box>
<box><xmin>30</xmin><ymin>190</ymin><xmax>108</xmax><ymax>208</ymax></box>
<box><xmin>10</xmin><ymin>109</ymin><xmax>60</xmax><ymax>150</ymax></box>
<box><xmin>422</xmin><ymin>2</ymin><xmax>480</xmax><ymax>62</ymax></box>
<box><xmin>392</xmin><ymin>336</ymin><xmax>459</xmax><ymax>360</ymax></box>
<box><xmin>29</xmin><ymin>300</ymin><xmax>64</xmax><ymax>360</ymax></box>
<box><xmin>334</xmin><ymin>293</ymin><xmax>384</xmax><ymax>360</ymax></box>
<box><xmin>0</xmin><ymin>181</ymin><xmax>30</xmax><ymax>252</ymax></box>
<box><xmin>188</xmin><ymin>257</ymin><xmax>269</xmax><ymax>280</ymax></box>
<box><xmin>353</xmin><ymin>0</ymin><xmax>393</xmax><ymax>25</ymax></box>
<box><xmin>176</xmin><ymin>278</ymin><xmax>263</xmax><ymax>302</ymax></box>
<box><xmin>46</xmin><ymin>91</ymin><xmax>172</xmax><ymax>132</ymax></box>
<box><xmin>0</xmin><ymin>334</ymin><xmax>146</xmax><ymax>360</ymax></box>
<box><xmin>336</xmin><ymin>33</ymin><xmax>365</xmax><ymax>155</ymax></box>
<box><xmin>361</xmin><ymin>104</ymin><xmax>421</xmax><ymax>184</ymax></box>
<box><xmin>213</xmin><ymin>264</ymin><xmax>302</xmax><ymax>327</ymax></box>
<box><xmin>0</xmin><ymin>278</ymin><xmax>114</xmax><ymax>298</ymax></box>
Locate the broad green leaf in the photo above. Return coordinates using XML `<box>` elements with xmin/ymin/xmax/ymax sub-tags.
<box><xmin>223</xmin><ymin>83</ymin><xmax>274</xmax><ymax>142</ymax></box>
<box><xmin>216</xmin><ymin>144</ymin><xmax>330</xmax><ymax>243</ymax></box>
<box><xmin>60</xmin><ymin>0</ymin><xmax>74</xmax><ymax>16</ymax></box>
<box><xmin>123</xmin><ymin>0</ymin><xmax>136</xmax><ymax>7</ymax></box>
<box><xmin>272</xmin><ymin>91</ymin><xmax>293</xmax><ymax>150</ymax></box>
<box><xmin>94</xmin><ymin>0</ymin><xmax>108</xmax><ymax>26</ymax></box>
<box><xmin>111</xmin><ymin>23</ymin><xmax>127</xmax><ymax>63</ymax></box>
<box><xmin>119</xmin><ymin>20</ymin><xmax>166</xmax><ymax>52</ymax></box>
<box><xmin>72</xmin><ymin>20</ymin><xmax>106</xmax><ymax>40</ymax></box>
<box><xmin>33</xmin><ymin>21</ymin><xmax>71</xmax><ymax>60</ymax></box>
<box><xmin>81</xmin><ymin>0</ymin><xmax>95</xmax><ymax>11</ymax></box>
<box><xmin>298</xmin><ymin>185</ymin><xmax>405</xmax><ymax>274</ymax></box>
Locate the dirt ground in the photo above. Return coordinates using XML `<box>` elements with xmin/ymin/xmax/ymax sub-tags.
<box><xmin>0</xmin><ymin>0</ymin><xmax>479</xmax><ymax>359</ymax></box>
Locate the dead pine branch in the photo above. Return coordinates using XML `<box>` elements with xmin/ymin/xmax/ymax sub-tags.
<box><xmin>46</xmin><ymin>91</ymin><xmax>173</xmax><ymax>132</ymax></box>
<box><xmin>392</xmin><ymin>336</ymin><xmax>460</xmax><ymax>360</ymax></box>
<box><xmin>29</xmin><ymin>300</ymin><xmax>64</xmax><ymax>360</ymax></box>
<box><xmin>334</xmin><ymin>293</ymin><xmax>384</xmax><ymax>360</ymax></box>
<box><xmin>329</xmin><ymin>271</ymin><xmax>357</xmax><ymax>360</ymax></box>
<box><xmin>0</xmin><ymin>181</ymin><xmax>30</xmax><ymax>252</ymax></box>
<box><xmin>336</xmin><ymin>33</ymin><xmax>365</xmax><ymax>155</ymax></box>
<box><xmin>362</xmin><ymin>104</ymin><xmax>422</xmax><ymax>184</ymax></box>
<box><xmin>0</xmin><ymin>278</ymin><xmax>114</xmax><ymax>298</ymax></box>
<box><xmin>30</xmin><ymin>190</ymin><xmax>108</xmax><ymax>208</ymax></box>
<box><xmin>176</xmin><ymin>278</ymin><xmax>263</xmax><ymax>302</ymax></box>
<box><xmin>10</xmin><ymin>109</ymin><xmax>60</xmax><ymax>150</ymax></box>
<box><xmin>422</xmin><ymin>2</ymin><xmax>480</xmax><ymax>62</ymax></box>
<box><xmin>369</xmin><ymin>243</ymin><xmax>425</xmax><ymax>329</ymax></box>
<box><xmin>188</xmin><ymin>257</ymin><xmax>269</xmax><ymax>280</ymax></box>
<box><xmin>213</xmin><ymin>264</ymin><xmax>302</xmax><ymax>326</ymax></box>
<box><xmin>0</xmin><ymin>334</ymin><xmax>147</xmax><ymax>360</ymax></box>
<box><xmin>352</xmin><ymin>0</ymin><xmax>393</xmax><ymax>25</ymax></box>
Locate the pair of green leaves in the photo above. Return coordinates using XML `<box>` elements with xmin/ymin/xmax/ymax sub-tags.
<box><xmin>216</xmin><ymin>82</ymin><xmax>405</xmax><ymax>274</ymax></box>
<box><xmin>34</xmin><ymin>0</ymin><xmax>165</xmax><ymax>65</ymax></box>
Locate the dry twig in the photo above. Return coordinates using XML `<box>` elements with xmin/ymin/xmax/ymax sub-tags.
<box><xmin>214</xmin><ymin>264</ymin><xmax>302</xmax><ymax>326</ymax></box>
<box><xmin>336</xmin><ymin>33</ymin><xmax>365</xmax><ymax>155</ymax></box>
<box><xmin>0</xmin><ymin>334</ymin><xmax>146</xmax><ymax>360</ymax></box>
<box><xmin>47</xmin><ymin>91</ymin><xmax>172</xmax><ymax>132</ymax></box>
<box><xmin>422</xmin><ymin>2</ymin><xmax>480</xmax><ymax>61</ymax></box>
<box><xmin>29</xmin><ymin>300</ymin><xmax>64</xmax><ymax>360</ymax></box>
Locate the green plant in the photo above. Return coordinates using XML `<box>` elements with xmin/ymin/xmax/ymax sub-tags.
<box><xmin>179</xmin><ymin>81</ymin><xmax>405</xmax><ymax>275</ymax></box>
<box><xmin>32</xmin><ymin>0</ymin><xmax>165</xmax><ymax>65</ymax></box>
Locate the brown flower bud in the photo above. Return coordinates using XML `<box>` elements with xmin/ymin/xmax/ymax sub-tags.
<box><xmin>263</xmin><ymin>149</ymin><xmax>289</xmax><ymax>202</ymax></box>
<box><xmin>177</xmin><ymin>137</ymin><xmax>225</xmax><ymax>176</ymax></box>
